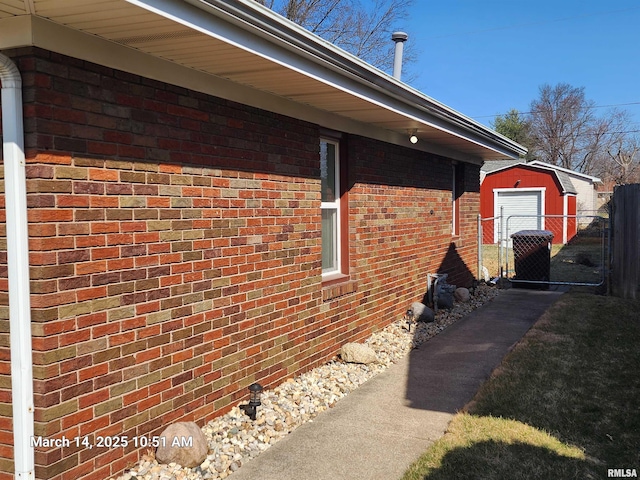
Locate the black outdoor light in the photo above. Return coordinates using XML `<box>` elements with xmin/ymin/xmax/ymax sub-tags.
<box><xmin>405</xmin><ymin>309</ymin><xmax>414</xmax><ymax>333</ymax></box>
<box><xmin>240</xmin><ymin>383</ymin><xmax>263</xmax><ymax>420</ymax></box>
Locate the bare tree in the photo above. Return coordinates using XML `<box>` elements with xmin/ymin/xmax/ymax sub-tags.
<box><xmin>528</xmin><ymin>83</ymin><xmax>629</xmax><ymax>176</ymax></box>
<box><xmin>579</xmin><ymin>109</ymin><xmax>630</xmax><ymax>176</ymax></box>
<box><xmin>606</xmin><ymin>136</ymin><xmax>640</xmax><ymax>185</ymax></box>
<box><xmin>255</xmin><ymin>0</ymin><xmax>415</xmax><ymax>75</ymax></box>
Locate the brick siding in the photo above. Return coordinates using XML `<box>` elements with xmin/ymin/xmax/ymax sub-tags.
<box><xmin>0</xmin><ymin>47</ymin><xmax>479</xmax><ymax>480</ymax></box>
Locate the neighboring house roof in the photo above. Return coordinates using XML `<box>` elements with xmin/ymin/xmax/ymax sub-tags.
<box><xmin>0</xmin><ymin>0</ymin><xmax>526</xmax><ymax>163</ymax></box>
<box><xmin>481</xmin><ymin>159</ymin><xmax>578</xmax><ymax>195</ymax></box>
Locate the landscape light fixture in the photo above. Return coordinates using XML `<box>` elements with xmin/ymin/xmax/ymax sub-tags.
<box><xmin>405</xmin><ymin>309</ymin><xmax>414</xmax><ymax>332</ymax></box>
<box><xmin>240</xmin><ymin>383</ymin><xmax>263</xmax><ymax>420</ymax></box>
<box><xmin>409</xmin><ymin>130</ymin><xmax>418</xmax><ymax>144</ymax></box>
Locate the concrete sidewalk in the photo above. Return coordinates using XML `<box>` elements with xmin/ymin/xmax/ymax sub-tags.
<box><xmin>229</xmin><ymin>288</ymin><xmax>565</xmax><ymax>480</ymax></box>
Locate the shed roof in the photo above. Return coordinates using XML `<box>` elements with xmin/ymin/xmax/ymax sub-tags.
<box><xmin>481</xmin><ymin>160</ymin><xmax>578</xmax><ymax>195</ymax></box>
<box><xmin>0</xmin><ymin>0</ymin><xmax>526</xmax><ymax>163</ymax></box>
<box><xmin>527</xmin><ymin>161</ymin><xmax>603</xmax><ymax>184</ymax></box>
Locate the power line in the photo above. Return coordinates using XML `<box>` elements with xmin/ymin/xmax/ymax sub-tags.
<box><xmin>472</xmin><ymin>101</ymin><xmax>640</xmax><ymax>121</ymax></box>
<box><xmin>534</xmin><ymin>129</ymin><xmax>640</xmax><ymax>140</ymax></box>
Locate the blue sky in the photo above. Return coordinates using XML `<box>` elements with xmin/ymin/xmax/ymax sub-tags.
<box><xmin>399</xmin><ymin>1</ymin><xmax>640</xmax><ymax>129</ymax></box>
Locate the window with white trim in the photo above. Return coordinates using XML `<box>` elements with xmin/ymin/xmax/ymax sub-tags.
<box><xmin>452</xmin><ymin>162</ymin><xmax>464</xmax><ymax>236</ymax></box>
<box><xmin>321</xmin><ymin>139</ymin><xmax>340</xmax><ymax>275</ymax></box>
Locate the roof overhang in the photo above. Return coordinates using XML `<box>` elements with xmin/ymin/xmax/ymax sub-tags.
<box><xmin>0</xmin><ymin>0</ymin><xmax>527</xmax><ymax>163</ymax></box>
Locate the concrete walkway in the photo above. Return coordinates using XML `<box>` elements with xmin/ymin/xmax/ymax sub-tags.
<box><xmin>229</xmin><ymin>287</ymin><xmax>565</xmax><ymax>480</ymax></box>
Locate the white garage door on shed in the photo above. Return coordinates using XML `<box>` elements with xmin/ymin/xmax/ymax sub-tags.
<box><xmin>494</xmin><ymin>189</ymin><xmax>544</xmax><ymax>243</ymax></box>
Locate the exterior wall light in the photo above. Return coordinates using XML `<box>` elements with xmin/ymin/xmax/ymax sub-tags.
<box><xmin>240</xmin><ymin>383</ymin><xmax>263</xmax><ymax>420</ymax></box>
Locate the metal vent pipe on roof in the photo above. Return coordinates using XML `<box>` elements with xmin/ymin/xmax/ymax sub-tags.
<box><xmin>391</xmin><ymin>31</ymin><xmax>408</xmax><ymax>80</ymax></box>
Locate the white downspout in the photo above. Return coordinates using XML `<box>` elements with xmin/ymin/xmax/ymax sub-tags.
<box><xmin>0</xmin><ymin>53</ymin><xmax>35</xmax><ymax>480</ymax></box>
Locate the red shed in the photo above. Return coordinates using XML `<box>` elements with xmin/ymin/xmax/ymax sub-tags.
<box><xmin>481</xmin><ymin>160</ymin><xmax>578</xmax><ymax>244</ymax></box>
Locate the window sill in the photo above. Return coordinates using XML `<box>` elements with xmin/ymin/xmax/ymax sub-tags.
<box><xmin>321</xmin><ymin>275</ymin><xmax>357</xmax><ymax>301</ymax></box>
<box><xmin>322</xmin><ymin>272</ymin><xmax>349</xmax><ymax>284</ymax></box>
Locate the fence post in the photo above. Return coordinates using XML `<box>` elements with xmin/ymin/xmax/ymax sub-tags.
<box><xmin>498</xmin><ymin>206</ymin><xmax>504</xmax><ymax>277</ymax></box>
<box><xmin>477</xmin><ymin>214</ymin><xmax>482</xmax><ymax>281</ymax></box>
<box><xmin>607</xmin><ymin>204</ymin><xmax>612</xmax><ymax>296</ymax></box>
<box><xmin>611</xmin><ymin>184</ymin><xmax>640</xmax><ymax>299</ymax></box>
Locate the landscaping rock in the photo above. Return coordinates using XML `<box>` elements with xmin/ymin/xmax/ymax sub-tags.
<box><xmin>410</xmin><ymin>301</ymin><xmax>435</xmax><ymax>323</ymax></box>
<box><xmin>340</xmin><ymin>343</ymin><xmax>378</xmax><ymax>364</ymax></box>
<box><xmin>454</xmin><ymin>287</ymin><xmax>471</xmax><ymax>303</ymax></box>
<box><xmin>114</xmin><ymin>284</ymin><xmax>501</xmax><ymax>480</ymax></box>
<box><xmin>155</xmin><ymin>422</ymin><xmax>208</xmax><ymax>468</ymax></box>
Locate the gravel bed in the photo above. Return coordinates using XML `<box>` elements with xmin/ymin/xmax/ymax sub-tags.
<box><xmin>113</xmin><ymin>285</ymin><xmax>500</xmax><ymax>480</ymax></box>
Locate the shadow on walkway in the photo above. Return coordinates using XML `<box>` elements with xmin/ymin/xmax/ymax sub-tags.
<box><xmin>229</xmin><ymin>288</ymin><xmax>565</xmax><ymax>480</ymax></box>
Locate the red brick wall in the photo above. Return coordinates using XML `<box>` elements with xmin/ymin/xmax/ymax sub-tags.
<box><xmin>0</xmin><ymin>48</ymin><xmax>479</xmax><ymax>480</ymax></box>
<box><xmin>347</xmin><ymin>137</ymin><xmax>478</xmax><ymax>299</ymax></box>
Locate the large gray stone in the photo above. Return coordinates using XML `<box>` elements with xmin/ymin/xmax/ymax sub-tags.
<box><xmin>340</xmin><ymin>343</ymin><xmax>378</xmax><ymax>364</ymax></box>
<box><xmin>156</xmin><ymin>421</ymin><xmax>208</xmax><ymax>468</ymax></box>
<box><xmin>454</xmin><ymin>287</ymin><xmax>471</xmax><ymax>303</ymax></box>
<box><xmin>410</xmin><ymin>302</ymin><xmax>434</xmax><ymax>323</ymax></box>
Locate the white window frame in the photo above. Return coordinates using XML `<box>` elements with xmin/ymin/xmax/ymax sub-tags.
<box><xmin>320</xmin><ymin>138</ymin><xmax>341</xmax><ymax>278</ymax></box>
<box><xmin>452</xmin><ymin>163</ymin><xmax>457</xmax><ymax>235</ymax></box>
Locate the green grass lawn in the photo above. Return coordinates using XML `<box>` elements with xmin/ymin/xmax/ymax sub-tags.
<box><xmin>402</xmin><ymin>291</ymin><xmax>640</xmax><ymax>480</ymax></box>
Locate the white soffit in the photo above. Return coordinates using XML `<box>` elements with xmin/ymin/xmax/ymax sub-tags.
<box><xmin>0</xmin><ymin>0</ymin><xmax>526</xmax><ymax>161</ymax></box>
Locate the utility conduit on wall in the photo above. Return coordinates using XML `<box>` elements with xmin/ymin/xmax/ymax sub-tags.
<box><xmin>0</xmin><ymin>52</ymin><xmax>35</xmax><ymax>480</ymax></box>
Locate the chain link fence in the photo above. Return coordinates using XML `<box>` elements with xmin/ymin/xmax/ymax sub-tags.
<box><xmin>479</xmin><ymin>211</ymin><xmax>609</xmax><ymax>288</ymax></box>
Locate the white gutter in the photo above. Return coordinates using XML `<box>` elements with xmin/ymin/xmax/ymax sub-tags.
<box><xmin>201</xmin><ymin>0</ymin><xmax>528</xmax><ymax>159</ymax></box>
<box><xmin>0</xmin><ymin>53</ymin><xmax>35</xmax><ymax>480</ymax></box>
<box><xmin>129</xmin><ymin>0</ymin><xmax>526</xmax><ymax>160</ymax></box>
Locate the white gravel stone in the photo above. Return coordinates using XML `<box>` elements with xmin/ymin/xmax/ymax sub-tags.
<box><xmin>111</xmin><ymin>285</ymin><xmax>499</xmax><ymax>480</ymax></box>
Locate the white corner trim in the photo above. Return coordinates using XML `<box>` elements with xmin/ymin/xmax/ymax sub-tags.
<box><xmin>563</xmin><ymin>194</ymin><xmax>568</xmax><ymax>244</ymax></box>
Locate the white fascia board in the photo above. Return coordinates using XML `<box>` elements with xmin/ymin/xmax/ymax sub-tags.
<box><xmin>127</xmin><ymin>0</ymin><xmax>524</xmax><ymax>160</ymax></box>
<box><xmin>528</xmin><ymin>161</ymin><xmax>602</xmax><ymax>183</ymax></box>
<box><xmin>0</xmin><ymin>16</ymin><xmax>34</xmax><ymax>49</ymax></box>
<box><xmin>195</xmin><ymin>0</ymin><xmax>525</xmax><ymax>157</ymax></box>
<box><xmin>208</xmin><ymin>0</ymin><xmax>527</xmax><ymax>158</ymax></box>
<box><xmin>0</xmin><ymin>15</ymin><xmax>480</xmax><ymax>163</ymax></box>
